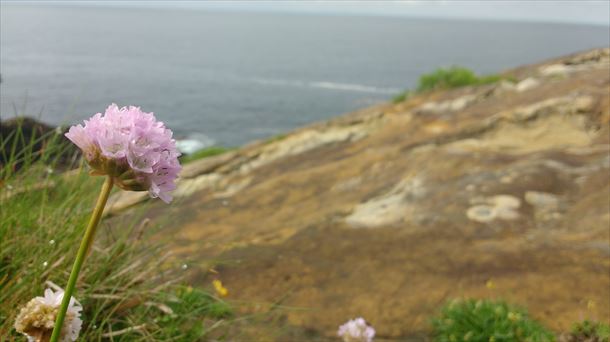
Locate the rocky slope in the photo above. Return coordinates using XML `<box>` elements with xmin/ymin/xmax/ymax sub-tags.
<box><xmin>109</xmin><ymin>48</ymin><xmax>610</xmax><ymax>338</ymax></box>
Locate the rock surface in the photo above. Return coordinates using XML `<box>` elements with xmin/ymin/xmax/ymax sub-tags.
<box><xmin>112</xmin><ymin>49</ymin><xmax>610</xmax><ymax>338</ymax></box>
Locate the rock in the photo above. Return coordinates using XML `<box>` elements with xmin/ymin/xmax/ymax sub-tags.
<box><xmin>241</xmin><ymin>125</ymin><xmax>370</xmax><ymax>172</ymax></box>
<box><xmin>0</xmin><ymin>117</ymin><xmax>77</xmax><ymax>172</ymax></box>
<box><xmin>449</xmin><ymin>94</ymin><xmax>477</xmax><ymax>111</ymax></box>
<box><xmin>345</xmin><ymin>177</ymin><xmax>426</xmax><ymax>228</ymax></box>
<box><xmin>496</xmin><ymin>80</ymin><xmax>517</xmax><ymax>92</ymax></box>
<box><xmin>538</xmin><ymin>49</ymin><xmax>609</xmax><ymax>76</ymax></box>
<box><xmin>466</xmin><ymin>205</ymin><xmax>496</xmax><ymax>223</ymax></box>
<box><xmin>525</xmin><ymin>191</ymin><xmax>560</xmax><ymax>210</ymax></box>
<box><xmin>467</xmin><ymin>195</ymin><xmax>521</xmax><ymax>222</ymax></box>
<box><xmin>124</xmin><ymin>49</ymin><xmax>610</xmax><ymax>338</ymax></box>
<box><xmin>105</xmin><ymin>113</ymin><xmax>381</xmax><ymax>215</ymax></box>
<box><xmin>498</xmin><ymin>95</ymin><xmax>593</xmax><ymax>121</ymax></box>
<box><xmin>539</xmin><ymin>63</ymin><xmax>571</xmax><ymax>76</ymax></box>
<box><xmin>525</xmin><ymin>191</ymin><xmax>562</xmax><ymax>222</ymax></box>
<box><xmin>175</xmin><ymin>173</ymin><xmax>222</xmax><ymax>198</ymax></box>
<box><xmin>178</xmin><ymin>151</ymin><xmax>238</xmax><ymax>178</ymax></box>
<box><xmin>515</xmin><ymin>77</ymin><xmax>540</xmax><ymax>92</ymax></box>
<box><xmin>417</xmin><ymin>94</ymin><xmax>477</xmax><ymax>114</ymax></box>
<box><xmin>564</xmin><ymin>47</ymin><xmax>610</xmax><ymax>65</ymax></box>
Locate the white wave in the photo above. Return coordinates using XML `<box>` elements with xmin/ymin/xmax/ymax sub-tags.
<box><xmin>176</xmin><ymin>133</ymin><xmax>215</xmax><ymax>155</ymax></box>
<box><xmin>250</xmin><ymin>77</ymin><xmax>400</xmax><ymax>94</ymax></box>
<box><xmin>308</xmin><ymin>81</ymin><xmax>400</xmax><ymax>94</ymax></box>
<box><xmin>250</xmin><ymin>78</ymin><xmax>307</xmax><ymax>87</ymax></box>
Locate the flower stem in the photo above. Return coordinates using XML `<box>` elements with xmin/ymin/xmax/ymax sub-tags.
<box><xmin>50</xmin><ymin>176</ymin><xmax>114</xmax><ymax>342</ymax></box>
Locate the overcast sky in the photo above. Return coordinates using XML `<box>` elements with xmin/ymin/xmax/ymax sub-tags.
<box><xmin>5</xmin><ymin>1</ymin><xmax>610</xmax><ymax>26</ymax></box>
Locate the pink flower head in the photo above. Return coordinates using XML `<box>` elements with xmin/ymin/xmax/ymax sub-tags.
<box><xmin>65</xmin><ymin>104</ymin><xmax>181</xmax><ymax>203</ymax></box>
<box><xmin>338</xmin><ymin>317</ymin><xmax>375</xmax><ymax>342</ymax></box>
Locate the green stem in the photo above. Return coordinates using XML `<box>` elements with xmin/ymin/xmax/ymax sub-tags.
<box><xmin>50</xmin><ymin>176</ymin><xmax>114</xmax><ymax>342</ymax></box>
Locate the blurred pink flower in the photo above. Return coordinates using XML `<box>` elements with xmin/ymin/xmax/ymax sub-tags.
<box><xmin>338</xmin><ymin>317</ymin><xmax>375</xmax><ymax>342</ymax></box>
<box><xmin>65</xmin><ymin>104</ymin><xmax>181</xmax><ymax>203</ymax></box>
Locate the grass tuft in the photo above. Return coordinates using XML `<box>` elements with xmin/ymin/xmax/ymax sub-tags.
<box><xmin>567</xmin><ymin>320</ymin><xmax>610</xmax><ymax>342</ymax></box>
<box><xmin>0</xmin><ymin>121</ymin><xmax>232</xmax><ymax>340</ymax></box>
<box><xmin>180</xmin><ymin>146</ymin><xmax>233</xmax><ymax>164</ymax></box>
<box><xmin>431</xmin><ymin>299</ymin><xmax>554</xmax><ymax>342</ymax></box>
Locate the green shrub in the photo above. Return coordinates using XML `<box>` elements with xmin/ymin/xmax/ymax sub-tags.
<box><xmin>180</xmin><ymin>146</ymin><xmax>232</xmax><ymax>164</ymax></box>
<box><xmin>417</xmin><ymin>67</ymin><xmax>504</xmax><ymax>92</ymax></box>
<box><xmin>431</xmin><ymin>299</ymin><xmax>554</xmax><ymax>342</ymax></box>
<box><xmin>391</xmin><ymin>66</ymin><xmax>507</xmax><ymax>104</ymax></box>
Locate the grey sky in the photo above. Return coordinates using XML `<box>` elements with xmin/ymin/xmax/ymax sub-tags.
<box><xmin>5</xmin><ymin>1</ymin><xmax>610</xmax><ymax>26</ymax></box>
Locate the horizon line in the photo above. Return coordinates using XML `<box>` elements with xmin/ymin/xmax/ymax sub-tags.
<box><xmin>2</xmin><ymin>1</ymin><xmax>609</xmax><ymax>27</ymax></box>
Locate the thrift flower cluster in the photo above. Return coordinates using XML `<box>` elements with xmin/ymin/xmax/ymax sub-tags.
<box><xmin>338</xmin><ymin>317</ymin><xmax>375</xmax><ymax>342</ymax></box>
<box><xmin>14</xmin><ymin>289</ymin><xmax>82</xmax><ymax>342</ymax></box>
<box><xmin>65</xmin><ymin>104</ymin><xmax>181</xmax><ymax>202</ymax></box>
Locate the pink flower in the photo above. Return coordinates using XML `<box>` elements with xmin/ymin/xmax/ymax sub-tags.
<box><xmin>338</xmin><ymin>317</ymin><xmax>375</xmax><ymax>342</ymax></box>
<box><xmin>65</xmin><ymin>104</ymin><xmax>181</xmax><ymax>203</ymax></box>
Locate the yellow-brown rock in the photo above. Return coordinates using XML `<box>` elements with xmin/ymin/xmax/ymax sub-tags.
<box><xmin>114</xmin><ymin>49</ymin><xmax>610</xmax><ymax>338</ymax></box>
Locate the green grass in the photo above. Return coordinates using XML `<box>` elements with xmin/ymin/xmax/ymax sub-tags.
<box><xmin>140</xmin><ymin>286</ymin><xmax>232</xmax><ymax>340</ymax></box>
<box><xmin>392</xmin><ymin>90</ymin><xmax>412</xmax><ymax>104</ymax></box>
<box><xmin>180</xmin><ymin>146</ymin><xmax>233</xmax><ymax>164</ymax></box>
<box><xmin>568</xmin><ymin>320</ymin><xmax>610</xmax><ymax>342</ymax></box>
<box><xmin>264</xmin><ymin>133</ymin><xmax>287</xmax><ymax>145</ymax></box>
<box><xmin>431</xmin><ymin>299</ymin><xmax>554</xmax><ymax>342</ymax></box>
<box><xmin>392</xmin><ymin>66</ymin><xmax>508</xmax><ymax>103</ymax></box>
<box><xmin>1</xmin><ymin>124</ymin><xmax>232</xmax><ymax>340</ymax></box>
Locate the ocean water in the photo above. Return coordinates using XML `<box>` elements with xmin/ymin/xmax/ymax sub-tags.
<box><xmin>1</xmin><ymin>5</ymin><xmax>608</xmax><ymax>148</ymax></box>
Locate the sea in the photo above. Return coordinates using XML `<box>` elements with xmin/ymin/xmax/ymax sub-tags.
<box><xmin>1</xmin><ymin>4</ymin><xmax>609</xmax><ymax>151</ymax></box>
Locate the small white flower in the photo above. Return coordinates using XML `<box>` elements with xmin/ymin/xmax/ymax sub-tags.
<box><xmin>14</xmin><ymin>288</ymin><xmax>83</xmax><ymax>342</ymax></box>
<box><xmin>181</xmin><ymin>264</ymin><xmax>188</xmax><ymax>270</ymax></box>
<box><xmin>42</xmin><ymin>261</ymin><xmax>48</xmax><ymax>268</ymax></box>
<box><xmin>49</xmin><ymin>240</ymin><xmax>56</xmax><ymax>245</ymax></box>
<box><xmin>338</xmin><ymin>317</ymin><xmax>375</xmax><ymax>342</ymax></box>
